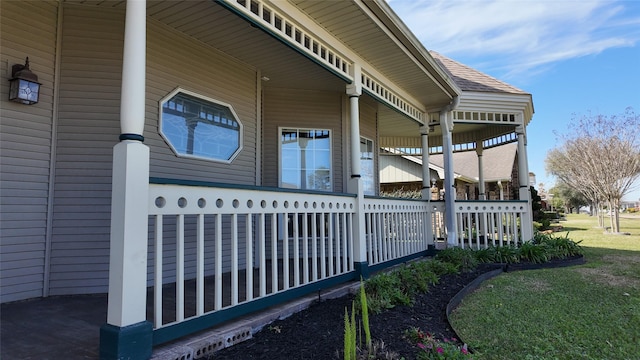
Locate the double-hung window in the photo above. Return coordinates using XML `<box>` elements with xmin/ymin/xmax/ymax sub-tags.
<box><xmin>360</xmin><ymin>137</ymin><xmax>375</xmax><ymax>195</ymax></box>
<box><xmin>280</xmin><ymin>128</ymin><xmax>331</xmax><ymax>191</ymax></box>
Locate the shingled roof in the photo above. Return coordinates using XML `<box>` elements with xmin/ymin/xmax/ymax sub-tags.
<box><xmin>429</xmin><ymin>142</ymin><xmax>518</xmax><ymax>182</ymax></box>
<box><xmin>430</xmin><ymin>51</ymin><xmax>527</xmax><ymax>95</ymax></box>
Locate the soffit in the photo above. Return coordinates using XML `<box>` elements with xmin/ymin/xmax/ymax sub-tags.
<box><xmin>289</xmin><ymin>0</ymin><xmax>456</xmax><ymax>109</ymax></box>
<box><xmin>378</xmin><ymin>107</ymin><xmax>519</xmax><ymax>147</ymax></box>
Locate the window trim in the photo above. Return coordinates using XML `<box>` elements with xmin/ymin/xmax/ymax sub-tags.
<box><xmin>360</xmin><ymin>136</ymin><xmax>375</xmax><ymax>196</ymax></box>
<box><xmin>158</xmin><ymin>87</ymin><xmax>243</xmax><ymax>164</ymax></box>
<box><xmin>278</xmin><ymin>127</ymin><xmax>333</xmax><ymax>192</ymax></box>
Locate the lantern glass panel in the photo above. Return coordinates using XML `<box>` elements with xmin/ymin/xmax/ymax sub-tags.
<box><xmin>9</xmin><ymin>78</ymin><xmax>40</xmax><ymax>104</ymax></box>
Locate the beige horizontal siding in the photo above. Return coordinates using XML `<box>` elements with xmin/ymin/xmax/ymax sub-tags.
<box><xmin>47</xmin><ymin>4</ymin><xmax>260</xmax><ymax>296</ymax></box>
<box><xmin>145</xmin><ymin>18</ymin><xmax>257</xmax><ymax>184</ymax></box>
<box><xmin>262</xmin><ymin>88</ymin><xmax>343</xmax><ymax>191</ymax></box>
<box><xmin>0</xmin><ymin>0</ymin><xmax>58</xmax><ymax>303</ymax></box>
<box><xmin>47</xmin><ymin>4</ymin><xmax>124</xmax><ymax>296</ymax></box>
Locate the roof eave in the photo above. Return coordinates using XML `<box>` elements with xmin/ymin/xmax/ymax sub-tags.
<box><xmin>361</xmin><ymin>0</ymin><xmax>462</xmax><ymax>99</ymax></box>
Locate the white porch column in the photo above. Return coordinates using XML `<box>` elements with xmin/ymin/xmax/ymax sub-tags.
<box><xmin>420</xmin><ymin>126</ymin><xmax>431</xmax><ymax>200</ymax></box>
<box><xmin>476</xmin><ymin>142</ymin><xmax>485</xmax><ymax>200</ymax></box>
<box><xmin>346</xmin><ymin>65</ymin><xmax>368</xmax><ymax>277</ymax></box>
<box><xmin>420</xmin><ymin>125</ymin><xmax>435</xmax><ymax>248</ymax></box>
<box><xmin>441</xmin><ymin>110</ymin><xmax>458</xmax><ymax>247</ymax></box>
<box><xmin>475</xmin><ymin>141</ymin><xmax>488</xmax><ymax>241</ymax></box>
<box><xmin>516</xmin><ymin>124</ymin><xmax>534</xmax><ymax>242</ymax></box>
<box><xmin>100</xmin><ymin>1</ymin><xmax>152</xmax><ymax>359</ymax></box>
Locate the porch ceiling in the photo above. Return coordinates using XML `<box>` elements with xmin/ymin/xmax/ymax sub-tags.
<box><xmin>66</xmin><ymin>0</ymin><xmax>456</xmax><ymax>107</ymax></box>
<box><xmin>64</xmin><ymin>0</ymin><xmax>514</xmax><ymax>146</ymax></box>
<box><xmin>289</xmin><ymin>0</ymin><xmax>457</xmax><ymax>110</ymax></box>
<box><xmin>151</xmin><ymin>0</ymin><xmax>348</xmax><ymax>92</ymax></box>
<box><xmin>378</xmin><ymin>104</ymin><xmax>519</xmax><ymax>148</ymax></box>
<box><xmin>64</xmin><ymin>0</ymin><xmax>348</xmax><ymax>92</ymax></box>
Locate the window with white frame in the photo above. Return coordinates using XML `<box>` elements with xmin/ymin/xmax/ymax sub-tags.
<box><xmin>280</xmin><ymin>128</ymin><xmax>331</xmax><ymax>191</ymax></box>
<box><xmin>360</xmin><ymin>137</ymin><xmax>375</xmax><ymax>195</ymax></box>
<box><xmin>160</xmin><ymin>89</ymin><xmax>242</xmax><ymax>163</ymax></box>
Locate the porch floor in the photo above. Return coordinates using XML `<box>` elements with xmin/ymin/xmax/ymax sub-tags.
<box><xmin>0</xmin><ymin>262</ymin><xmax>359</xmax><ymax>360</ymax></box>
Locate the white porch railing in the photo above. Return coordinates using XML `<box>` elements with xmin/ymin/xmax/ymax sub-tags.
<box><xmin>147</xmin><ymin>183</ymin><xmax>356</xmax><ymax>332</ymax></box>
<box><xmin>363</xmin><ymin>197</ymin><xmax>435</xmax><ymax>266</ymax></box>
<box><xmin>145</xmin><ymin>181</ymin><xmax>529</xmax><ymax>344</ymax></box>
<box><xmin>453</xmin><ymin>200</ymin><xmax>528</xmax><ymax>249</ymax></box>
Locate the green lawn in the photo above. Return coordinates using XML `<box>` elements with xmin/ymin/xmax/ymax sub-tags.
<box><xmin>449</xmin><ymin>213</ymin><xmax>640</xmax><ymax>360</ymax></box>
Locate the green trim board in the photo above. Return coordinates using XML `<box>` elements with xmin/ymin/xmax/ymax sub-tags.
<box><xmin>99</xmin><ymin>321</ymin><xmax>153</xmax><ymax>360</ymax></box>
<box><xmin>454</xmin><ymin>200</ymin><xmax>528</xmax><ymax>204</ymax></box>
<box><xmin>150</xmin><ymin>177</ymin><xmax>356</xmax><ymax>198</ymax></box>
<box><xmin>354</xmin><ymin>261</ymin><xmax>370</xmax><ymax>279</ymax></box>
<box><xmin>152</xmin><ymin>272</ymin><xmax>357</xmax><ymax>345</ymax></box>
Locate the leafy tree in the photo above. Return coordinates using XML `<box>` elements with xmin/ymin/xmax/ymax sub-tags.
<box><xmin>549</xmin><ymin>181</ymin><xmax>589</xmax><ymax>214</ymax></box>
<box><xmin>545</xmin><ymin>107</ymin><xmax>640</xmax><ymax>233</ymax></box>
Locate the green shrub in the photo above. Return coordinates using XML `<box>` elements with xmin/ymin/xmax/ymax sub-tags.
<box><xmin>420</xmin><ymin>259</ymin><xmax>459</xmax><ymax>276</ymax></box>
<box><xmin>538</xmin><ymin>233</ymin><xmax>583</xmax><ymax>259</ymax></box>
<box><xmin>473</xmin><ymin>247</ymin><xmax>496</xmax><ymax>263</ymax></box>
<box><xmin>360</xmin><ymin>260</ymin><xmax>443</xmax><ymax>314</ymax></box>
<box><xmin>435</xmin><ymin>247</ymin><xmax>478</xmax><ymax>272</ymax></box>
<box><xmin>396</xmin><ymin>262</ymin><xmax>439</xmax><ymax>295</ymax></box>
<box><xmin>491</xmin><ymin>245</ymin><xmax>520</xmax><ymax>264</ymax></box>
<box><xmin>540</xmin><ymin>218</ymin><xmax>551</xmax><ymax>230</ymax></box>
<box><xmin>533</xmin><ymin>221</ymin><xmax>543</xmax><ymax>231</ymax></box>
<box><xmin>517</xmin><ymin>241</ymin><xmax>549</xmax><ymax>264</ymax></box>
<box><xmin>363</xmin><ymin>271</ymin><xmax>410</xmax><ymax>313</ymax></box>
<box><xmin>532</xmin><ymin>231</ymin><xmax>554</xmax><ymax>244</ymax></box>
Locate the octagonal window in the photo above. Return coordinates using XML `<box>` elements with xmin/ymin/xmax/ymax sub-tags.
<box><xmin>160</xmin><ymin>89</ymin><xmax>242</xmax><ymax>163</ymax></box>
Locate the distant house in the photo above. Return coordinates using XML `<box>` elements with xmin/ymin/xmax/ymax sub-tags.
<box><xmin>381</xmin><ymin>143</ymin><xmax>520</xmax><ymax>200</ymax></box>
<box><xmin>621</xmin><ymin>200</ymin><xmax>640</xmax><ymax>211</ymax></box>
<box><xmin>1</xmin><ymin>1</ymin><xmax>534</xmax><ymax>359</ymax></box>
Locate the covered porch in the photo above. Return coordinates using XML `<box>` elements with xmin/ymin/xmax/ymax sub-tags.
<box><xmin>0</xmin><ymin>189</ymin><xmax>528</xmax><ymax>360</ymax></box>
<box><xmin>106</xmin><ymin>183</ymin><xmax>530</xmax><ymax>358</ymax></box>
<box><xmin>0</xmin><ymin>0</ymin><xmax>533</xmax><ymax>359</ymax></box>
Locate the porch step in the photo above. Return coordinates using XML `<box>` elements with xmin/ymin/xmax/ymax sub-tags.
<box><xmin>150</xmin><ymin>280</ymin><xmax>360</xmax><ymax>360</ymax></box>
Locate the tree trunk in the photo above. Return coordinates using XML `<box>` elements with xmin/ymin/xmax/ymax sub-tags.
<box><xmin>608</xmin><ymin>199</ymin><xmax>614</xmax><ymax>233</ymax></box>
<box><xmin>595</xmin><ymin>202</ymin><xmax>605</xmax><ymax>228</ymax></box>
<box><xmin>612</xmin><ymin>198</ymin><xmax>621</xmax><ymax>233</ymax></box>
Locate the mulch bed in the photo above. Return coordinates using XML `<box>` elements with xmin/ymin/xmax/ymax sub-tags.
<box><xmin>210</xmin><ymin>263</ymin><xmax>502</xmax><ymax>360</ymax></box>
<box><xmin>210</xmin><ymin>256</ymin><xmax>585</xmax><ymax>359</ymax></box>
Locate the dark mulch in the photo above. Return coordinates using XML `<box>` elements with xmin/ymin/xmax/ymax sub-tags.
<box><xmin>210</xmin><ymin>263</ymin><xmax>502</xmax><ymax>360</ymax></box>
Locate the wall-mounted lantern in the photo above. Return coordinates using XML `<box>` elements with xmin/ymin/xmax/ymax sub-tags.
<box><xmin>8</xmin><ymin>57</ymin><xmax>41</xmax><ymax>105</ymax></box>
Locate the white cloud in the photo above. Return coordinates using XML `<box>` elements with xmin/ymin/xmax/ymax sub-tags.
<box><xmin>387</xmin><ymin>0</ymin><xmax>640</xmax><ymax>78</ymax></box>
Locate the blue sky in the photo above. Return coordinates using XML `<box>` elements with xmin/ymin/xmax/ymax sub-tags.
<box><xmin>387</xmin><ymin>0</ymin><xmax>640</xmax><ymax>201</ymax></box>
